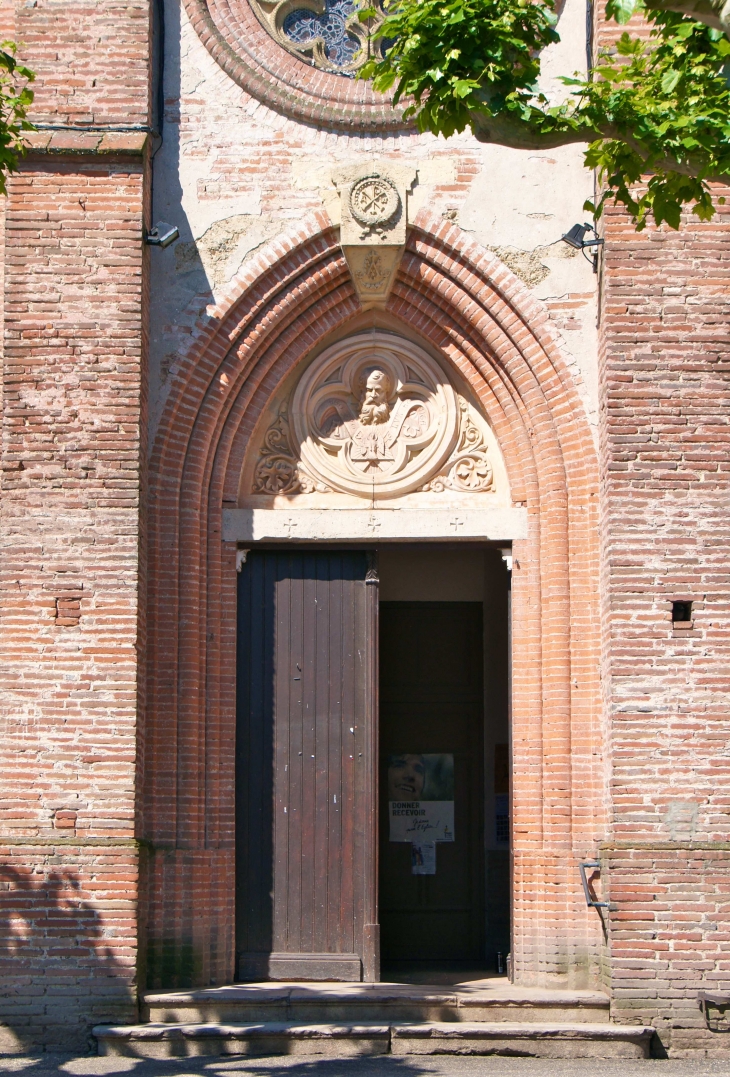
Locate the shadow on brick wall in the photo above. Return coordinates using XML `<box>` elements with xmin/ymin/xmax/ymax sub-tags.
<box><xmin>0</xmin><ymin>861</ymin><xmax>137</xmax><ymax>1054</ymax></box>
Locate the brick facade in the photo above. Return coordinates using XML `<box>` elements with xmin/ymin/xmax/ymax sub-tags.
<box><xmin>0</xmin><ymin>0</ymin><xmax>150</xmax><ymax>1052</ymax></box>
<box><xmin>0</xmin><ymin>0</ymin><xmax>728</xmax><ymax>1057</ymax></box>
<box><xmin>599</xmin><ymin>203</ymin><xmax>730</xmax><ymax>1051</ymax></box>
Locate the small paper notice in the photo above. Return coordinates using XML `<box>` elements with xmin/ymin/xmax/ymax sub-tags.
<box><xmin>411</xmin><ymin>841</ymin><xmax>436</xmax><ymax>875</ymax></box>
<box><xmin>387</xmin><ymin>753</ymin><xmax>455</xmax><ymax>843</ymax></box>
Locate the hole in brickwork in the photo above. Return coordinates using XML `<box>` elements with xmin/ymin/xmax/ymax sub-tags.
<box><xmin>55</xmin><ymin>594</ymin><xmax>82</xmax><ymax>627</ymax></box>
<box><xmin>672</xmin><ymin>600</ymin><xmax>692</xmax><ymax>623</ymax></box>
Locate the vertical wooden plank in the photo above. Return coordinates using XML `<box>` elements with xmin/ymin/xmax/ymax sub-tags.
<box><xmin>362</xmin><ymin>551</ymin><xmax>380</xmax><ymax>980</ymax></box>
<box><xmin>235</xmin><ymin>551</ymin><xmax>275</xmax><ymax>978</ymax></box>
<box><xmin>313</xmin><ymin>552</ymin><xmax>330</xmax><ymax>955</ymax></box>
<box><xmin>237</xmin><ymin>548</ymin><xmax>377</xmax><ymax>982</ymax></box>
<box><xmin>339</xmin><ymin>553</ymin><xmax>357</xmax><ymax>956</ymax></box>
<box><xmin>298</xmin><ymin>550</ymin><xmax>315</xmax><ymax>954</ymax></box>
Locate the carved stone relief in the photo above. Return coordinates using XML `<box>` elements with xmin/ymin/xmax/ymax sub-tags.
<box><xmin>249</xmin><ymin>333</ymin><xmax>500</xmax><ymax>502</ymax></box>
<box><xmin>333</xmin><ymin>163</ymin><xmax>416</xmax><ymax>309</ymax></box>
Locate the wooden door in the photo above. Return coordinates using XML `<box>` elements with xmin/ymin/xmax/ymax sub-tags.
<box><xmin>379</xmin><ymin>602</ymin><xmax>485</xmax><ymax>966</ymax></box>
<box><xmin>236</xmin><ymin>549</ymin><xmax>379</xmax><ymax>982</ymax></box>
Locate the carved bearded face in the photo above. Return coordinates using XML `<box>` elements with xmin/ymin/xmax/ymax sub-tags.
<box><xmin>359</xmin><ymin>369</ymin><xmax>391</xmax><ymax>426</ymax></box>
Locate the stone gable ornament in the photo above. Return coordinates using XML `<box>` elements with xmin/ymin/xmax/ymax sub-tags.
<box><xmin>251</xmin><ymin>333</ymin><xmax>495</xmax><ymax>500</ymax></box>
<box><xmin>333</xmin><ymin>163</ymin><xmax>416</xmax><ymax>309</ymax></box>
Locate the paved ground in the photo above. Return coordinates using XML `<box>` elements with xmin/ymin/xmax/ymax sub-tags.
<box><xmin>2</xmin><ymin>1056</ymin><xmax>730</xmax><ymax>1077</ymax></box>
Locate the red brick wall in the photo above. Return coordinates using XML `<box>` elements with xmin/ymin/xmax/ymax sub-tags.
<box><xmin>10</xmin><ymin>0</ymin><xmax>151</xmax><ymax>127</ymax></box>
<box><xmin>0</xmin><ymin>156</ymin><xmax>148</xmax><ymax>1050</ymax></box>
<box><xmin>599</xmin><ymin>202</ymin><xmax>730</xmax><ymax>1050</ymax></box>
<box><xmin>0</xmin><ymin>0</ymin><xmax>150</xmax><ymax>1049</ymax></box>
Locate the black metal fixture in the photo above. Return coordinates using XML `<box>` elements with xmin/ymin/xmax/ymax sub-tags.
<box><xmin>145</xmin><ymin>221</ymin><xmax>180</xmax><ymax>248</ymax></box>
<box><xmin>561</xmin><ymin>221</ymin><xmax>604</xmax><ymax>273</ymax></box>
<box><xmin>579</xmin><ymin>859</ymin><xmax>610</xmax><ymax>909</ymax></box>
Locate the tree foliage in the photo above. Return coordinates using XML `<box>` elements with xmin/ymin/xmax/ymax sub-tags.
<box><xmin>359</xmin><ymin>0</ymin><xmax>730</xmax><ymax>229</ymax></box>
<box><xmin>0</xmin><ymin>43</ymin><xmax>34</xmax><ymax>195</ymax></box>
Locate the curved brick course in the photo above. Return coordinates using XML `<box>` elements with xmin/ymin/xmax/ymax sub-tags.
<box><xmin>183</xmin><ymin>0</ymin><xmax>410</xmax><ymax>132</ymax></box>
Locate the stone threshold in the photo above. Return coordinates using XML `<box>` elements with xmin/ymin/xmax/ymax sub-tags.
<box><xmin>94</xmin><ymin>1020</ymin><xmax>654</xmax><ymax>1060</ymax></box>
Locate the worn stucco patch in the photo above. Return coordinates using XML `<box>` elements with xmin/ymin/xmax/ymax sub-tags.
<box><xmin>175</xmin><ymin>214</ymin><xmax>282</xmax><ymax>294</ymax></box>
<box><xmin>487</xmin><ymin>243</ymin><xmax>578</xmax><ymax>288</ymax></box>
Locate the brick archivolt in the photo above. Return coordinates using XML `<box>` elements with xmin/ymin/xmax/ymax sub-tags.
<box><xmin>182</xmin><ymin>0</ymin><xmax>408</xmax><ymax>132</ymax></box>
<box><xmin>145</xmin><ymin>211</ymin><xmax>604</xmax><ymax>989</ymax></box>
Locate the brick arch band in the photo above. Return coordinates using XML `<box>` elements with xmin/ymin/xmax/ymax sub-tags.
<box><xmin>182</xmin><ymin>0</ymin><xmax>408</xmax><ymax>132</ymax></box>
<box><xmin>144</xmin><ymin>211</ymin><xmax>603</xmax><ymax>989</ymax></box>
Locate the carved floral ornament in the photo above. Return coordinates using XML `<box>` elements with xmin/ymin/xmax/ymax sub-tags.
<box><xmin>250</xmin><ymin>334</ymin><xmax>498</xmax><ymax>501</ymax></box>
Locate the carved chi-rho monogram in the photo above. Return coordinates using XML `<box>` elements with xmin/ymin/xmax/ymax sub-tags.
<box><xmin>349</xmin><ymin>174</ymin><xmax>400</xmax><ymax>239</ymax></box>
<box><xmin>252</xmin><ymin>333</ymin><xmax>495</xmax><ymax>500</ymax></box>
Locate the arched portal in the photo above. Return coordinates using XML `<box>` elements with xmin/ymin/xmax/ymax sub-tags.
<box><xmin>143</xmin><ymin>210</ymin><xmax>603</xmax><ymax>991</ymax></box>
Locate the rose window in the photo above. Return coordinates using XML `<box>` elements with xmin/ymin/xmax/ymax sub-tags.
<box><xmin>250</xmin><ymin>0</ymin><xmax>389</xmax><ymax>75</ymax></box>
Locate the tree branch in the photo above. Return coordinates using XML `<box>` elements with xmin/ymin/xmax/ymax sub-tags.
<box><xmin>470</xmin><ymin>110</ymin><xmax>730</xmax><ymax>185</ymax></box>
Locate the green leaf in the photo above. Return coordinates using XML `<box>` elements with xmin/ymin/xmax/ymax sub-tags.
<box><xmin>605</xmin><ymin>0</ymin><xmax>636</xmax><ymax>24</ymax></box>
<box><xmin>453</xmin><ymin>79</ymin><xmax>477</xmax><ymax>97</ymax></box>
<box><xmin>661</xmin><ymin>68</ymin><xmax>681</xmax><ymax>92</ymax></box>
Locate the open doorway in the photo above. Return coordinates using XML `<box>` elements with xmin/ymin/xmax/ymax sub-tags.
<box><xmin>378</xmin><ymin>544</ymin><xmax>510</xmax><ymax>983</ymax></box>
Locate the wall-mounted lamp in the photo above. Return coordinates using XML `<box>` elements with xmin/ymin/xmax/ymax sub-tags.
<box><xmin>561</xmin><ymin>221</ymin><xmax>604</xmax><ymax>273</ymax></box>
<box><xmin>145</xmin><ymin>221</ymin><xmax>180</xmax><ymax>249</ymax></box>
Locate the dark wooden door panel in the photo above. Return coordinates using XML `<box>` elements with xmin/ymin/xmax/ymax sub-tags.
<box><xmin>236</xmin><ymin>549</ymin><xmax>378</xmax><ymax>982</ymax></box>
<box><xmin>379</xmin><ymin>602</ymin><xmax>485</xmax><ymax>965</ymax></box>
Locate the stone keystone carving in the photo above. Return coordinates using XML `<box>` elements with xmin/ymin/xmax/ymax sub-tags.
<box><xmin>349</xmin><ymin>174</ymin><xmax>400</xmax><ymax>238</ymax></box>
<box><xmin>333</xmin><ymin>163</ymin><xmax>416</xmax><ymax>309</ymax></box>
<box><xmin>249</xmin><ymin>332</ymin><xmax>496</xmax><ymax>501</ymax></box>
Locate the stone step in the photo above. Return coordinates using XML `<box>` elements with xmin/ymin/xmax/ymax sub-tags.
<box><xmin>143</xmin><ymin>981</ymin><xmax>611</xmax><ymax>1026</ymax></box>
<box><xmin>391</xmin><ymin>1022</ymin><xmax>654</xmax><ymax>1058</ymax></box>
<box><xmin>94</xmin><ymin>1022</ymin><xmax>390</xmax><ymax>1059</ymax></box>
<box><xmin>94</xmin><ymin>1020</ymin><xmax>654</xmax><ymax>1060</ymax></box>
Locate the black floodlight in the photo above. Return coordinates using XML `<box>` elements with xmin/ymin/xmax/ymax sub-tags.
<box><xmin>562</xmin><ymin>222</ymin><xmax>590</xmax><ymax>249</ymax></box>
<box><xmin>560</xmin><ymin>221</ymin><xmax>605</xmax><ymax>272</ymax></box>
<box><xmin>145</xmin><ymin>221</ymin><xmax>180</xmax><ymax>248</ymax></box>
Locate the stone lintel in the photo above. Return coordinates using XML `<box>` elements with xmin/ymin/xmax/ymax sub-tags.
<box><xmin>24</xmin><ymin>129</ymin><xmax>149</xmax><ymax>156</ymax></box>
<box><xmin>222</xmin><ymin>507</ymin><xmax>528</xmax><ymax>544</ymax></box>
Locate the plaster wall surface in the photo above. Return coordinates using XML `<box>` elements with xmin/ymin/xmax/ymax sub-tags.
<box><xmin>149</xmin><ymin>0</ymin><xmax>598</xmax><ymax>447</ymax></box>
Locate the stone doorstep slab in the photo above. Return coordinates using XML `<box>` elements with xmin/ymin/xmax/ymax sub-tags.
<box><xmin>95</xmin><ymin>1021</ymin><xmax>653</xmax><ymax>1061</ymax></box>
<box><xmin>144</xmin><ymin>983</ymin><xmax>610</xmax><ymax>1026</ymax></box>
<box><xmin>144</xmin><ymin>982</ymin><xmax>610</xmax><ymax>1006</ymax></box>
<box><xmin>391</xmin><ymin>1023</ymin><xmax>655</xmax><ymax>1059</ymax></box>
<box><xmin>94</xmin><ymin>1023</ymin><xmax>391</xmax><ymax>1059</ymax></box>
<box><xmin>146</xmin><ymin>1003</ymin><xmax>610</xmax><ymax>1026</ymax></box>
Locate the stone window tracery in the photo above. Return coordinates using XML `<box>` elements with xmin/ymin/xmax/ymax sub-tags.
<box><xmin>251</xmin><ymin>0</ymin><xmax>389</xmax><ymax>74</ymax></box>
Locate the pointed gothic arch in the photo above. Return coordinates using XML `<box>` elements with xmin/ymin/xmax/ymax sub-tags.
<box><xmin>143</xmin><ymin>209</ymin><xmax>603</xmax><ymax>990</ymax></box>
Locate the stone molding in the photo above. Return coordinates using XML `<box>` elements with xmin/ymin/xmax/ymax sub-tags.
<box><xmin>182</xmin><ymin>0</ymin><xmax>409</xmax><ymax>132</ymax></box>
<box><xmin>223</xmin><ymin>506</ymin><xmax>528</xmax><ymax>542</ymax></box>
<box><xmin>24</xmin><ymin>128</ymin><xmax>149</xmax><ymax>156</ymax></box>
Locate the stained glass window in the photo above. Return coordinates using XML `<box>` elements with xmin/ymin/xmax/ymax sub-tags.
<box><xmin>282</xmin><ymin>0</ymin><xmax>360</xmax><ymax>72</ymax></box>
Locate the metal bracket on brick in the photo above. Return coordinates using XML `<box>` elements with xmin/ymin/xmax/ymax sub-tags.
<box><xmin>579</xmin><ymin>860</ymin><xmax>610</xmax><ymax>909</ymax></box>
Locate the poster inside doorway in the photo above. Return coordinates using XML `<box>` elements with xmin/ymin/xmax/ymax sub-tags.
<box><xmin>388</xmin><ymin>753</ymin><xmax>455</xmax><ymax>843</ymax></box>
